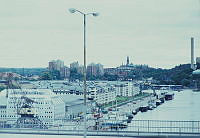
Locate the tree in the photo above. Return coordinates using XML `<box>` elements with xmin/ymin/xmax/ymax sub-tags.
<box><xmin>103</xmin><ymin>73</ymin><xmax>118</xmax><ymax>81</ymax></box>
<box><xmin>181</xmin><ymin>79</ymin><xmax>191</xmax><ymax>87</ymax></box>
<box><xmin>39</xmin><ymin>72</ymin><xmax>52</xmax><ymax>80</ymax></box>
<box><xmin>69</xmin><ymin>68</ymin><xmax>83</xmax><ymax>81</ymax></box>
<box><xmin>50</xmin><ymin>70</ymin><xmax>61</xmax><ymax>80</ymax></box>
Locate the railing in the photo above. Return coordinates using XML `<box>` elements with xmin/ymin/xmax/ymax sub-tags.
<box><xmin>128</xmin><ymin>120</ymin><xmax>200</xmax><ymax>134</ymax></box>
<box><xmin>0</xmin><ymin>119</ymin><xmax>200</xmax><ymax>136</ymax></box>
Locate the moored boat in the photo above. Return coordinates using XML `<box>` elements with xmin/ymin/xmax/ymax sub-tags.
<box><xmin>156</xmin><ymin>99</ymin><xmax>162</xmax><ymax>106</ymax></box>
<box><xmin>132</xmin><ymin>109</ymin><xmax>137</xmax><ymax>115</ymax></box>
<box><xmin>139</xmin><ymin>104</ymin><xmax>149</xmax><ymax>112</ymax></box>
<box><xmin>165</xmin><ymin>93</ymin><xmax>174</xmax><ymax>100</ymax></box>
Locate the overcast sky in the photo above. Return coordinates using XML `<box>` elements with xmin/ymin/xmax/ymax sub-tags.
<box><xmin>0</xmin><ymin>0</ymin><xmax>200</xmax><ymax>69</ymax></box>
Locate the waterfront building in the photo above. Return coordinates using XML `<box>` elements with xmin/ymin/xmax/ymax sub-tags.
<box><xmin>15</xmin><ymin>80</ymin><xmax>140</xmax><ymax>112</ymax></box>
<box><xmin>0</xmin><ymin>89</ymin><xmax>65</xmax><ymax>126</ymax></box>
<box><xmin>110</xmin><ymin>81</ymin><xmax>140</xmax><ymax>97</ymax></box>
<box><xmin>88</xmin><ymin>83</ymin><xmax>116</xmax><ymax>106</ymax></box>
<box><xmin>89</xmin><ymin>81</ymin><xmax>140</xmax><ymax>105</ymax></box>
<box><xmin>0</xmin><ymin>96</ymin><xmax>7</xmax><ymax>122</ymax></box>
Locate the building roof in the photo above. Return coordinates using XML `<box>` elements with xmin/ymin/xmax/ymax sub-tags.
<box><xmin>0</xmin><ymin>89</ymin><xmax>56</xmax><ymax>99</ymax></box>
<box><xmin>0</xmin><ymin>95</ymin><xmax>7</xmax><ymax>105</ymax></box>
<box><xmin>0</xmin><ymin>89</ymin><xmax>65</xmax><ymax>106</ymax></box>
<box><xmin>60</xmin><ymin>94</ymin><xmax>92</xmax><ymax>106</ymax></box>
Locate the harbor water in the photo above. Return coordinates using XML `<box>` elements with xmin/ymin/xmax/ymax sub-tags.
<box><xmin>133</xmin><ymin>89</ymin><xmax>200</xmax><ymax>121</ymax></box>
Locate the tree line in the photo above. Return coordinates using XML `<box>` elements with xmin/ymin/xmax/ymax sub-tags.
<box><xmin>1</xmin><ymin>64</ymin><xmax>198</xmax><ymax>88</ymax></box>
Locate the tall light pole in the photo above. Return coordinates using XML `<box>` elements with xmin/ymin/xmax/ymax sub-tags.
<box><xmin>69</xmin><ymin>8</ymin><xmax>99</xmax><ymax>138</ymax></box>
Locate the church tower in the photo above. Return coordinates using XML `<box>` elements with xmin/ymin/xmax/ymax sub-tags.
<box><xmin>126</xmin><ymin>56</ymin><xmax>129</xmax><ymax>65</ymax></box>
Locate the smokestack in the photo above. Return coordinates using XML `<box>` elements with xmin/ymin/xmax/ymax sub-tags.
<box><xmin>191</xmin><ymin>37</ymin><xmax>195</xmax><ymax>70</ymax></box>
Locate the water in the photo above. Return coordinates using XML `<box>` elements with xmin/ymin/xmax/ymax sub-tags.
<box><xmin>133</xmin><ymin>89</ymin><xmax>200</xmax><ymax>121</ymax></box>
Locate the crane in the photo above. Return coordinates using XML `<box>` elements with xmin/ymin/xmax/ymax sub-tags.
<box><xmin>15</xmin><ymin>95</ymin><xmax>47</xmax><ymax>129</ymax></box>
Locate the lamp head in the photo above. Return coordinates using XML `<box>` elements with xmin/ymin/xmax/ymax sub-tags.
<box><xmin>92</xmin><ymin>13</ymin><xmax>99</xmax><ymax>17</ymax></box>
<box><xmin>69</xmin><ymin>8</ymin><xmax>76</xmax><ymax>13</ymax></box>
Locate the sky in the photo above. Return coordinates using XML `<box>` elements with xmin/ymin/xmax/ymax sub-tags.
<box><xmin>0</xmin><ymin>0</ymin><xmax>200</xmax><ymax>69</ymax></box>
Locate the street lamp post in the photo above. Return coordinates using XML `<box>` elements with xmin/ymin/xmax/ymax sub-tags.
<box><xmin>69</xmin><ymin>8</ymin><xmax>99</xmax><ymax>138</ymax></box>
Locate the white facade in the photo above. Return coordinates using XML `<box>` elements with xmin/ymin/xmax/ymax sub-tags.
<box><xmin>0</xmin><ymin>95</ymin><xmax>7</xmax><ymax>122</ymax></box>
<box><xmin>87</xmin><ymin>81</ymin><xmax>140</xmax><ymax>106</ymax></box>
<box><xmin>88</xmin><ymin>85</ymin><xmax>116</xmax><ymax>106</ymax></box>
<box><xmin>114</xmin><ymin>81</ymin><xmax>139</xmax><ymax>97</ymax></box>
<box><xmin>0</xmin><ymin>89</ymin><xmax>65</xmax><ymax>126</ymax></box>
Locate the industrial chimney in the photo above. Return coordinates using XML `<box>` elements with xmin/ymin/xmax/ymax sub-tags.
<box><xmin>191</xmin><ymin>37</ymin><xmax>195</xmax><ymax>70</ymax></box>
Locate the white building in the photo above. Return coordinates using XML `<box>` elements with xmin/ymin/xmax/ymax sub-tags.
<box><xmin>88</xmin><ymin>83</ymin><xmax>116</xmax><ymax>106</ymax></box>
<box><xmin>0</xmin><ymin>89</ymin><xmax>65</xmax><ymax>126</ymax></box>
<box><xmin>87</xmin><ymin>81</ymin><xmax>140</xmax><ymax>106</ymax></box>
<box><xmin>111</xmin><ymin>81</ymin><xmax>140</xmax><ymax>97</ymax></box>
<box><xmin>0</xmin><ymin>96</ymin><xmax>7</xmax><ymax>123</ymax></box>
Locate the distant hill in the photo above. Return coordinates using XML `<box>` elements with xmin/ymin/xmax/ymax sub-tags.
<box><xmin>0</xmin><ymin>68</ymin><xmax>47</xmax><ymax>76</ymax></box>
<box><xmin>150</xmin><ymin>64</ymin><xmax>194</xmax><ymax>87</ymax></box>
<box><xmin>123</xmin><ymin>64</ymin><xmax>194</xmax><ymax>87</ymax></box>
<box><xmin>0</xmin><ymin>64</ymin><xmax>196</xmax><ymax>87</ymax></box>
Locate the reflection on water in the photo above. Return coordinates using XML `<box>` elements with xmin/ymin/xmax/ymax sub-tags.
<box><xmin>134</xmin><ymin>89</ymin><xmax>200</xmax><ymax>121</ymax></box>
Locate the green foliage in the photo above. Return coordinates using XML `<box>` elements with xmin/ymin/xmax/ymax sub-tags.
<box><xmin>103</xmin><ymin>73</ymin><xmax>118</xmax><ymax>81</ymax></box>
<box><xmin>128</xmin><ymin>64</ymin><xmax>195</xmax><ymax>87</ymax></box>
<box><xmin>39</xmin><ymin>70</ymin><xmax>63</xmax><ymax>80</ymax></box>
<box><xmin>0</xmin><ymin>68</ymin><xmax>47</xmax><ymax>76</ymax></box>
<box><xmin>181</xmin><ymin>79</ymin><xmax>191</xmax><ymax>87</ymax></box>
<box><xmin>0</xmin><ymin>64</ymin><xmax>197</xmax><ymax>87</ymax></box>
<box><xmin>50</xmin><ymin>70</ymin><xmax>61</xmax><ymax>80</ymax></box>
<box><xmin>39</xmin><ymin>72</ymin><xmax>52</xmax><ymax>80</ymax></box>
<box><xmin>0</xmin><ymin>86</ymin><xmax>5</xmax><ymax>92</ymax></box>
<box><xmin>101</xmin><ymin>93</ymin><xmax>151</xmax><ymax>109</ymax></box>
<box><xmin>151</xmin><ymin>64</ymin><xmax>195</xmax><ymax>87</ymax></box>
<box><xmin>70</xmin><ymin>68</ymin><xmax>83</xmax><ymax>81</ymax></box>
